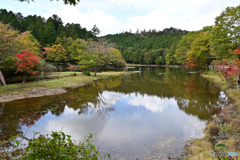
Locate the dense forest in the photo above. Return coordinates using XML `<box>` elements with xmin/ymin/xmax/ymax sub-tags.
<box><xmin>0</xmin><ymin>9</ymin><xmax>125</xmax><ymax>84</ymax></box>
<box><xmin>104</xmin><ymin>28</ymin><xmax>188</xmax><ymax>65</ymax></box>
<box><xmin>104</xmin><ymin>5</ymin><xmax>240</xmax><ymax>69</ymax></box>
<box><xmin>0</xmin><ymin>9</ymin><xmax>98</xmax><ymax>46</ymax></box>
<box><xmin>0</xmin><ymin>4</ymin><xmax>240</xmax><ymax>83</ymax></box>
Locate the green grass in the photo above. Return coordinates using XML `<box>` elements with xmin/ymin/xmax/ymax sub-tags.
<box><xmin>0</xmin><ymin>71</ymin><xmax>128</xmax><ymax>97</ymax></box>
<box><xmin>203</xmin><ymin>70</ymin><xmax>219</xmax><ymax>76</ymax></box>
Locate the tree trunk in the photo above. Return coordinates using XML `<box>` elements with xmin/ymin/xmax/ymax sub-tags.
<box><xmin>23</xmin><ymin>74</ymin><xmax>26</xmax><ymax>83</ymax></box>
<box><xmin>237</xmin><ymin>78</ymin><xmax>239</xmax><ymax>91</ymax></box>
<box><xmin>0</xmin><ymin>70</ymin><xmax>6</xmax><ymax>85</ymax></box>
<box><xmin>0</xmin><ymin>102</ymin><xmax>5</xmax><ymax>118</ymax></box>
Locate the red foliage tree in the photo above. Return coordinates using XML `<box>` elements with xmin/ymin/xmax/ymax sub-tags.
<box><xmin>15</xmin><ymin>50</ymin><xmax>40</xmax><ymax>83</ymax></box>
<box><xmin>215</xmin><ymin>48</ymin><xmax>240</xmax><ymax>90</ymax></box>
<box><xmin>185</xmin><ymin>57</ymin><xmax>197</xmax><ymax>69</ymax></box>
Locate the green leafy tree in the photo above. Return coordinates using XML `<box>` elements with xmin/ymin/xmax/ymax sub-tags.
<box><xmin>46</xmin><ymin>44</ymin><xmax>67</xmax><ymax>66</ymax></box>
<box><xmin>175</xmin><ymin>31</ymin><xmax>197</xmax><ymax>64</ymax></box>
<box><xmin>69</xmin><ymin>38</ymin><xmax>86</xmax><ymax>59</ymax></box>
<box><xmin>187</xmin><ymin>31</ymin><xmax>212</xmax><ymax>69</ymax></box>
<box><xmin>0</xmin><ymin>23</ymin><xmax>18</xmax><ymax>85</ymax></box>
<box><xmin>35</xmin><ymin>16</ymin><xmax>45</xmax><ymax>31</ymax></box>
<box><xmin>91</xmin><ymin>25</ymin><xmax>100</xmax><ymax>37</ymax></box>
<box><xmin>51</xmin><ymin>14</ymin><xmax>63</xmax><ymax>35</ymax></box>
<box><xmin>26</xmin><ymin>22</ymin><xmax>38</xmax><ymax>38</ymax></box>
<box><xmin>44</xmin><ymin>21</ymin><xmax>57</xmax><ymax>45</ymax></box>
<box><xmin>211</xmin><ymin>5</ymin><xmax>240</xmax><ymax>59</ymax></box>
<box><xmin>72</xmin><ymin>38</ymin><xmax>122</xmax><ymax>76</ymax></box>
<box><xmin>144</xmin><ymin>52</ymin><xmax>150</xmax><ymax>64</ymax></box>
<box><xmin>155</xmin><ymin>56</ymin><xmax>165</xmax><ymax>64</ymax></box>
<box><xmin>165</xmin><ymin>44</ymin><xmax>177</xmax><ymax>64</ymax></box>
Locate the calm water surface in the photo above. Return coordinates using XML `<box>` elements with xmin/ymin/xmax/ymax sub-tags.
<box><xmin>0</xmin><ymin>68</ymin><xmax>231</xmax><ymax>159</ymax></box>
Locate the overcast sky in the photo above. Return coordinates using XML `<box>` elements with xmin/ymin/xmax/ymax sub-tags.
<box><xmin>1</xmin><ymin>0</ymin><xmax>239</xmax><ymax>36</ymax></box>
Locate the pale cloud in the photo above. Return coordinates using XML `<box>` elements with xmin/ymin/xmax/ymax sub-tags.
<box><xmin>43</xmin><ymin>5</ymin><xmax>123</xmax><ymax>36</ymax></box>
<box><xmin>1</xmin><ymin>0</ymin><xmax>239</xmax><ymax>35</ymax></box>
<box><xmin>123</xmin><ymin>9</ymin><xmax>220</xmax><ymax>33</ymax></box>
<box><xmin>41</xmin><ymin>0</ymin><xmax>240</xmax><ymax>35</ymax></box>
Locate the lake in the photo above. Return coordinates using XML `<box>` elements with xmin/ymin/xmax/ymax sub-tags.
<box><xmin>0</xmin><ymin>67</ymin><xmax>231</xmax><ymax>159</ymax></box>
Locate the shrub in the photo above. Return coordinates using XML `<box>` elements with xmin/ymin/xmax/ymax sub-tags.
<box><xmin>86</xmin><ymin>71</ymin><xmax>91</xmax><ymax>76</ymax></box>
<box><xmin>82</xmin><ymin>68</ymin><xmax>91</xmax><ymax>76</ymax></box>
<box><xmin>0</xmin><ymin>131</ymin><xmax>99</xmax><ymax>160</ymax></box>
<box><xmin>38</xmin><ymin>60</ymin><xmax>56</xmax><ymax>79</ymax></box>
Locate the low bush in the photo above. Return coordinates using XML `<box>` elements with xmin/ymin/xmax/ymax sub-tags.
<box><xmin>0</xmin><ymin>131</ymin><xmax>99</xmax><ymax>160</ymax></box>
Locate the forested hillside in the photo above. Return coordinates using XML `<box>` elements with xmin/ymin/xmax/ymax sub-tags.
<box><xmin>0</xmin><ymin>9</ymin><xmax>98</xmax><ymax>46</ymax></box>
<box><xmin>104</xmin><ymin>28</ymin><xmax>188</xmax><ymax>65</ymax></box>
<box><xmin>105</xmin><ymin>5</ymin><xmax>240</xmax><ymax>70</ymax></box>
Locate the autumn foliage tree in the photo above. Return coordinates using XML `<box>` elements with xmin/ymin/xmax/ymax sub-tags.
<box><xmin>216</xmin><ymin>47</ymin><xmax>240</xmax><ymax>90</ymax></box>
<box><xmin>46</xmin><ymin>44</ymin><xmax>67</xmax><ymax>66</ymax></box>
<box><xmin>185</xmin><ymin>57</ymin><xmax>197</xmax><ymax>69</ymax></box>
<box><xmin>15</xmin><ymin>50</ymin><xmax>40</xmax><ymax>83</ymax></box>
<box><xmin>15</xmin><ymin>31</ymin><xmax>41</xmax><ymax>57</ymax></box>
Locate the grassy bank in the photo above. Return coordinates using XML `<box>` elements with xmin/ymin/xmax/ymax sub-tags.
<box><xmin>186</xmin><ymin>71</ymin><xmax>240</xmax><ymax>160</ymax></box>
<box><xmin>0</xmin><ymin>71</ymin><xmax>137</xmax><ymax>102</ymax></box>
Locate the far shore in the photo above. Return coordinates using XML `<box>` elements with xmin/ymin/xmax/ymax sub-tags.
<box><xmin>126</xmin><ymin>63</ymin><xmax>184</xmax><ymax>68</ymax></box>
<box><xmin>0</xmin><ymin>71</ymin><xmax>140</xmax><ymax>103</ymax></box>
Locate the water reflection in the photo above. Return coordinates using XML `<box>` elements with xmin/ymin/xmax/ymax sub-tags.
<box><xmin>127</xmin><ymin>93</ymin><xmax>176</xmax><ymax>113</ymax></box>
<box><xmin>0</xmin><ymin>68</ymin><xmax>231</xmax><ymax>158</ymax></box>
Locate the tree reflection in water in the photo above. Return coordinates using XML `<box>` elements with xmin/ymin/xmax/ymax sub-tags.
<box><xmin>0</xmin><ymin>68</ymin><xmax>231</xmax><ymax>143</ymax></box>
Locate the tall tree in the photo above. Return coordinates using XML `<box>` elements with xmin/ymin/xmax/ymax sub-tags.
<box><xmin>175</xmin><ymin>31</ymin><xmax>196</xmax><ymax>64</ymax></box>
<box><xmin>46</xmin><ymin>44</ymin><xmax>67</xmax><ymax>66</ymax></box>
<box><xmin>91</xmin><ymin>24</ymin><xmax>100</xmax><ymax>37</ymax></box>
<box><xmin>51</xmin><ymin>14</ymin><xmax>63</xmax><ymax>35</ymax></box>
<box><xmin>211</xmin><ymin>5</ymin><xmax>240</xmax><ymax>59</ymax></box>
<box><xmin>44</xmin><ymin>21</ymin><xmax>56</xmax><ymax>45</ymax></box>
<box><xmin>186</xmin><ymin>30</ymin><xmax>212</xmax><ymax>69</ymax></box>
<box><xmin>165</xmin><ymin>44</ymin><xmax>177</xmax><ymax>65</ymax></box>
<box><xmin>15</xmin><ymin>31</ymin><xmax>41</xmax><ymax>57</ymax></box>
<box><xmin>0</xmin><ymin>23</ymin><xmax>18</xmax><ymax>85</ymax></box>
<box><xmin>26</xmin><ymin>22</ymin><xmax>38</xmax><ymax>38</ymax></box>
<box><xmin>73</xmin><ymin>39</ymin><xmax>122</xmax><ymax>76</ymax></box>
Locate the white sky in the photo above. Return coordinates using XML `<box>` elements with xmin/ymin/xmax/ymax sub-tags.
<box><xmin>0</xmin><ymin>0</ymin><xmax>239</xmax><ymax>36</ymax></box>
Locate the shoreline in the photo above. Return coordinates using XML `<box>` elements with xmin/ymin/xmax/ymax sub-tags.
<box><xmin>126</xmin><ymin>63</ymin><xmax>184</xmax><ymax>68</ymax></box>
<box><xmin>0</xmin><ymin>71</ymin><xmax>140</xmax><ymax>103</ymax></box>
<box><xmin>185</xmin><ymin>73</ymin><xmax>240</xmax><ymax>159</ymax></box>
